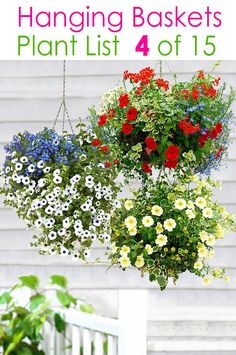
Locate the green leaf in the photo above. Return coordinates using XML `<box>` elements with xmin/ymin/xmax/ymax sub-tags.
<box><xmin>29</xmin><ymin>294</ymin><xmax>46</xmax><ymax>310</ymax></box>
<box><xmin>54</xmin><ymin>313</ymin><xmax>66</xmax><ymax>333</ymax></box>
<box><xmin>19</xmin><ymin>275</ymin><xmax>39</xmax><ymax>290</ymax></box>
<box><xmin>0</xmin><ymin>291</ymin><xmax>12</xmax><ymax>304</ymax></box>
<box><xmin>1</xmin><ymin>312</ymin><xmax>13</xmax><ymax>321</ymax></box>
<box><xmin>56</xmin><ymin>291</ymin><xmax>77</xmax><ymax>308</ymax></box>
<box><xmin>50</xmin><ymin>275</ymin><xmax>67</xmax><ymax>289</ymax></box>
<box><xmin>80</xmin><ymin>304</ymin><xmax>95</xmax><ymax>314</ymax></box>
<box><xmin>157</xmin><ymin>276</ymin><xmax>167</xmax><ymax>290</ymax></box>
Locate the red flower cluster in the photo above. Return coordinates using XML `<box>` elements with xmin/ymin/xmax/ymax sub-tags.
<box><xmin>98</xmin><ymin>115</ymin><xmax>107</xmax><ymax>126</ymax></box>
<box><xmin>145</xmin><ymin>136</ymin><xmax>158</xmax><ymax>151</ymax></box>
<box><xmin>91</xmin><ymin>138</ymin><xmax>101</xmax><ymax>147</ymax></box>
<box><xmin>122</xmin><ymin>122</ymin><xmax>133</xmax><ymax>135</ymax></box>
<box><xmin>119</xmin><ymin>94</ymin><xmax>129</xmax><ymax>108</ymax></box>
<box><xmin>192</xmin><ymin>88</ymin><xmax>200</xmax><ymax>100</ymax></box>
<box><xmin>124</xmin><ymin>67</ymin><xmax>155</xmax><ymax>85</ymax></box>
<box><xmin>135</xmin><ymin>86</ymin><xmax>144</xmax><ymax>96</ymax></box>
<box><xmin>107</xmin><ymin>109</ymin><xmax>116</xmax><ymax>118</ymax></box>
<box><xmin>178</xmin><ymin>119</ymin><xmax>200</xmax><ymax>135</ymax></box>
<box><xmin>101</xmin><ymin>145</ymin><xmax>109</xmax><ymax>152</ymax></box>
<box><xmin>198</xmin><ymin>122</ymin><xmax>223</xmax><ymax>147</ymax></box>
<box><xmin>164</xmin><ymin>145</ymin><xmax>180</xmax><ymax>169</ymax></box>
<box><xmin>198</xmin><ymin>70</ymin><xmax>205</xmax><ymax>79</ymax></box>
<box><xmin>126</xmin><ymin>107</ymin><xmax>138</xmax><ymax>121</ymax></box>
<box><xmin>142</xmin><ymin>162</ymin><xmax>152</xmax><ymax>174</ymax></box>
<box><xmin>156</xmin><ymin>78</ymin><xmax>169</xmax><ymax>91</ymax></box>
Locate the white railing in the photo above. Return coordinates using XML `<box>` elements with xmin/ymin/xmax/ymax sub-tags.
<box><xmin>44</xmin><ymin>290</ymin><xmax>148</xmax><ymax>355</ymax></box>
<box><xmin>0</xmin><ymin>290</ymin><xmax>148</xmax><ymax>355</ymax></box>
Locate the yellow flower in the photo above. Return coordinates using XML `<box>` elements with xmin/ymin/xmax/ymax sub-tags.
<box><xmin>191</xmin><ymin>175</ymin><xmax>198</xmax><ymax>182</ymax></box>
<box><xmin>215</xmin><ymin>224</ymin><xmax>225</xmax><ymax>239</ymax></box>
<box><xmin>135</xmin><ymin>255</ymin><xmax>144</xmax><ymax>268</ymax></box>
<box><xmin>164</xmin><ymin>247</ymin><xmax>169</xmax><ymax>252</ymax></box>
<box><xmin>195</xmin><ymin>197</ymin><xmax>207</xmax><ymax>209</ymax></box>
<box><xmin>198</xmin><ymin>245</ymin><xmax>208</xmax><ymax>258</ymax></box>
<box><xmin>202</xmin><ymin>208</ymin><xmax>213</xmax><ymax>219</ymax></box>
<box><xmin>206</xmin><ymin>235</ymin><xmax>215</xmax><ymax>246</ymax></box>
<box><xmin>145</xmin><ymin>244</ymin><xmax>153</xmax><ymax>255</ymax></box>
<box><xmin>124</xmin><ymin>200</ymin><xmax>134</xmax><ymax>210</ymax></box>
<box><xmin>142</xmin><ymin>216</ymin><xmax>154</xmax><ymax>227</ymax></box>
<box><xmin>164</xmin><ymin>218</ymin><xmax>176</xmax><ymax>232</ymax></box>
<box><xmin>213</xmin><ymin>267</ymin><xmax>222</xmax><ymax>278</ymax></box>
<box><xmin>119</xmin><ymin>255</ymin><xmax>131</xmax><ymax>268</ymax></box>
<box><xmin>125</xmin><ymin>216</ymin><xmax>137</xmax><ymax>229</ymax></box>
<box><xmin>156</xmin><ymin>222</ymin><xmax>164</xmax><ymax>234</ymax></box>
<box><xmin>219</xmin><ymin>206</ymin><xmax>226</xmax><ymax>213</ymax></box>
<box><xmin>199</xmin><ymin>231</ymin><xmax>208</xmax><ymax>242</ymax></box>
<box><xmin>186</xmin><ymin>209</ymin><xmax>196</xmax><ymax>219</ymax></box>
<box><xmin>151</xmin><ymin>205</ymin><xmax>163</xmax><ymax>216</ymax></box>
<box><xmin>120</xmin><ymin>245</ymin><xmax>130</xmax><ymax>256</ymax></box>
<box><xmin>187</xmin><ymin>200</ymin><xmax>195</xmax><ymax>210</ymax></box>
<box><xmin>203</xmin><ymin>276</ymin><xmax>211</xmax><ymax>285</ymax></box>
<box><xmin>174</xmin><ymin>198</ymin><xmax>187</xmax><ymax>210</ymax></box>
<box><xmin>171</xmin><ymin>247</ymin><xmax>176</xmax><ymax>252</ymax></box>
<box><xmin>128</xmin><ymin>226</ymin><xmax>137</xmax><ymax>236</ymax></box>
<box><xmin>115</xmin><ymin>230</ymin><xmax>120</xmax><ymax>237</ymax></box>
<box><xmin>224</xmin><ymin>275</ymin><xmax>230</xmax><ymax>283</ymax></box>
<box><xmin>111</xmin><ymin>242</ymin><xmax>117</xmax><ymax>254</ymax></box>
<box><xmin>155</xmin><ymin>234</ymin><xmax>168</xmax><ymax>247</ymax></box>
<box><xmin>208</xmin><ymin>250</ymin><xmax>215</xmax><ymax>259</ymax></box>
<box><xmin>194</xmin><ymin>260</ymin><xmax>203</xmax><ymax>270</ymax></box>
<box><xmin>175</xmin><ymin>185</ymin><xmax>186</xmax><ymax>192</ymax></box>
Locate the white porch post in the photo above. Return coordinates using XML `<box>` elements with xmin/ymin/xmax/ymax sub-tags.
<box><xmin>118</xmin><ymin>290</ymin><xmax>148</xmax><ymax>355</ymax></box>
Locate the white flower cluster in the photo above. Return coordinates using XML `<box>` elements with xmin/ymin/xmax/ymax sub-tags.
<box><xmin>1</xmin><ymin>153</ymin><xmax>119</xmax><ymax>261</ymax></box>
<box><xmin>99</xmin><ymin>86</ymin><xmax>125</xmax><ymax>115</ymax></box>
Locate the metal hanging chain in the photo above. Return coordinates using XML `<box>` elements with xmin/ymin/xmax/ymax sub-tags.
<box><xmin>53</xmin><ymin>60</ymin><xmax>75</xmax><ymax>134</ymax></box>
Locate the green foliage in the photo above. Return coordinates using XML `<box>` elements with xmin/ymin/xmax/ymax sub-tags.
<box><xmin>0</xmin><ymin>274</ymin><xmax>88</xmax><ymax>354</ymax></box>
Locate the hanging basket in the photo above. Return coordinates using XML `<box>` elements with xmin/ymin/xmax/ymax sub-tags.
<box><xmin>90</xmin><ymin>67</ymin><xmax>234</xmax><ymax>178</ymax></box>
<box><xmin>0</xmin><ymin>127</ymin><xmax>120</xmax><ymax>260</ymax></box>
<box><xmin>107</xmin><ymin>175</ymin><xmax>236</xmax><ymax>290</ymax></box>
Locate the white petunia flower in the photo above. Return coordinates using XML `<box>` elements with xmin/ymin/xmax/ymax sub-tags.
<box><xmin>155</xmin><ymin>234</ymin><xmax>168</xmax><ymax>247</ymax></box>
<box><xmin>20</xmin><ymin>156</ymin><xmax>28</xmax><ymax>163</ymax></box>
<box><xmin>38</xmin><ymin>178</ymin><xmax>46</xmax><ymax>188</ymax></box>
<box><xmin>28</xmin><ymin>164</ymin><xmax>35</xmax><ymax>173</ymax></box>
<box><xmin>15</xmin><ymin>163</ymin><xmax>23</xmax><ymax>171</ymax></box>
<box><xmin>48</xmin><ymin>231</ymin><xmax>57</xmax><ymax>240</ymax></box>
<box><xmin>175</xmin><ymin>199</ymin><xmax>187</xmax><ymax>210</ymax></box>
<box><xmin>53</xmin><ymin>176</ymin><xmax>62</xmax><ymax>184</ymax></box>
<box><xmin>195</xmin><ymin>197</ymin><xmax>207</xmax><ymax>209</ymax></box>
<box><xmin>124</xmin><ymin>200</ymin><xmax>134</xmax><ymax>210</ymax></box>
<box><xmin>43</xmin><ymin>166</ymin><xmax>51</xmax><ymax>173</ymax></box>
<box><xmin>119</xmin><ymin>255</ymin><xmax>131</xmax><ymax>268</ymax></box>
<box><xmin>164</xmin><ymin>218</ymin><xmax>176</xmax><ymax>232</ymax></box>
<box><xmin>194</xmin><ymin>260</ymin><xmax>203</xmax><ymax>270</ymax></box>
<box><xmin>37</xmin><ymin>161</ymin><xmax>45</xmax><ymax>169</ymax></box>
<box><xmin>60</xmin><ymin>247</ymin><xmax>69</xmax><ymax>257</ymax></box>
<box><xmin>202</xmin><ymin>208</ymin><xmax>213</xmax><ymax>218</ymax></box>
<box><xmin>63</xmin><ymin>217</ymin><xmax>70</xmax><ymax>229</ymax></box>
<box><xmin>142</xmin><ymin>216</ymin><xmax>154</xmax><ymax>227</ymax></box>
<box><xmin>145</xmin><ymin>244</ymin><xmax>154</xmax><ymax>255</ymax></box>
<box><xmin>151</xmin><ymin>205</ymin><xmax>163</xmax><ymax>216</ymax></box>
<box><xmin>186</xmin><ymin>209</ymin><xmax>196</xmax><ymax>219</ymax></box>
<box><xmin>135</xmin><ymin>255</ymin><xmax>145</xmax><ymax>268</ymax></box>
<box><xmin>53</xmin><ymin>169</ymin><xmax>61</xmax><ymax>176</ymax></box>
<box><xmin>125</xmin><ymin>216</ymin><xmax>137</xmax><ymax>229</ymax></box>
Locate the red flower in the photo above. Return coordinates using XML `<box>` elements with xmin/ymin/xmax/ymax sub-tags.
<box><xmin>119</xmin><ymin>94</ymin><xmax>129</xmax><ymax>108</ymax></box>
<box><xmin>178</xmin><ymin>119</ymin><xmax>200</xmax><ymax>135</ymax></box>
<box><xmin>136</xmin><ymin>86</ymin><xmax>144</xmax><ymax>96</ymax></box>
<box><xmin>122</xmin><ymin>122</ymin><xmax>133</xmax><ymax>135</ymax></box>
<box><xmin>142</xmin><ymin>162</ymin><xmax>152</xmax><ymax>174</ymax></box>
<box><xmin>91</xmin><ymin>138</ymin><xmax>101</xmax><ymax>147</ymax></box>
<box><xmin>126</xmin><ymin>107</ymin><xmax>138</xmax><ymax>121</ymax></box>
<box><xmin>101</xmin><ymin>145</ymin><xmax>109</xmax><ymax>152</ymax></box>
<box><xmin>198</xmin><ymin>70</ymin><xmax>205</xmax><ymax>79</ymax></box>
<box><xmin>211</xmin><ymin>122</ymin><xmax>223</xmax><ymax>139</ymax></box>
<box><xmin>164</xmin><ymin>160</ymin><xmax>178</xmax><ymax>169</ymax></box>
<box><xmin>145</xmin><ymin>136</ymin><xmax>158</xmax><ymax>151</ymax></box>
<box><xmin>216</xmin><ymin>146</ymin><xmax>223</xmax><ymax>159</ymax></box>
<box><xmin>98</xmin><ymin>115</ymin><xmax>107</xmax><ymax>126</ymax></box>
<box><xmin>165</xmin><ymin>145</ymin><xmax>180</xmax><ymax>160</ymax></box>
<box><xmin>156</xmin><ymin>78</ymin><xmax>169</xmax><ymax>91</ymax></box>
<box><xmin>124</xmin><ymin>67</ymin><xmax>155</xmax><ymax>85</ymax></box>
<box><xmin>107</xmin><ymin>109</ymin><xmax>116</xmax><ymax>118</ymax></box>
<box><xmin>181</xmin><ymin>90</ymin><xmax>190</xmax><ymax>99</ymax></box>
<box><xmin>192</xmin><ymin>88</ymin><xmax>200</xmax><ymax>100</ymax></box>
<box><xmin>105</xmin><ymin>162</ymin><xmax>111</xmax><ymax>168</ymax></box>
<box><xmin>114</xmin><ymin>159</ymin><xmax>120</xmax><ymax>164</ymax></box>
<box><xmin>205</xmin><ymin>86</ymin><xmax>217</xmax><ymax>98</ymax></box>
<box><xmin>198</xmin><ymin>132</ymin><xmax>210</xmax><ymax>147</ymax></box>
<box><xmin>214</xmin><ymin>77</ymin><xmax>221</xmax><ymax>86</ymax></box>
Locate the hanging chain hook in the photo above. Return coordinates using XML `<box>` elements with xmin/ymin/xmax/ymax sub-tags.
<box><xmin>53</xmin><ymin>60</ymin><xmax>75</xmax><ymax>134</ymax></box>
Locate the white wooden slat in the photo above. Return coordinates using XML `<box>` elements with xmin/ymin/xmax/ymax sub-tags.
<box><xmin>83</xmin><ymin>329</ymin><xmax>92</xmax><ymax>355</ymax></box>
<box><xmin>72</xmin><ymin>326</ymin><xmax>81</xmax><ymax>355</ymax></box>
<box><xmin>94</xmin><ymin>332</ymin><xmax>104</xmax><ymax>355</ymax></box>
<box><xmin>1</xmin><ymin>60</ymin><xmax>236</xmax><ymax>78</ymax></box>
<box><xmin>108</xmin><ymin>335</ymin><xmax>117</xmax><ymax>355</ymax></box>
<box><xmin>55</xmin><ymin>331</ymin><xmax>66</xmax><ymax>355</ymax></box>
<box><xmin>118</xmin><ymin>290</ymin><xmax>147</xmax><ymax>355</ymax></box>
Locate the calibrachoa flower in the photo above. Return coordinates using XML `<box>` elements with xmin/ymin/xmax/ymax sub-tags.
<box><xmin>0</xmin><ymin>128</ymin><xmax>120</xmax><ymax>261</ymax></box>
<box><xmin>107</xmin><ymin>176</ymin><xmax>236</xmax><ymax>290</ymax></box>
<box><xmin>90</xmin><ymin>67</ymin><xmax>234</xmax><ymax>178</ymax></box>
